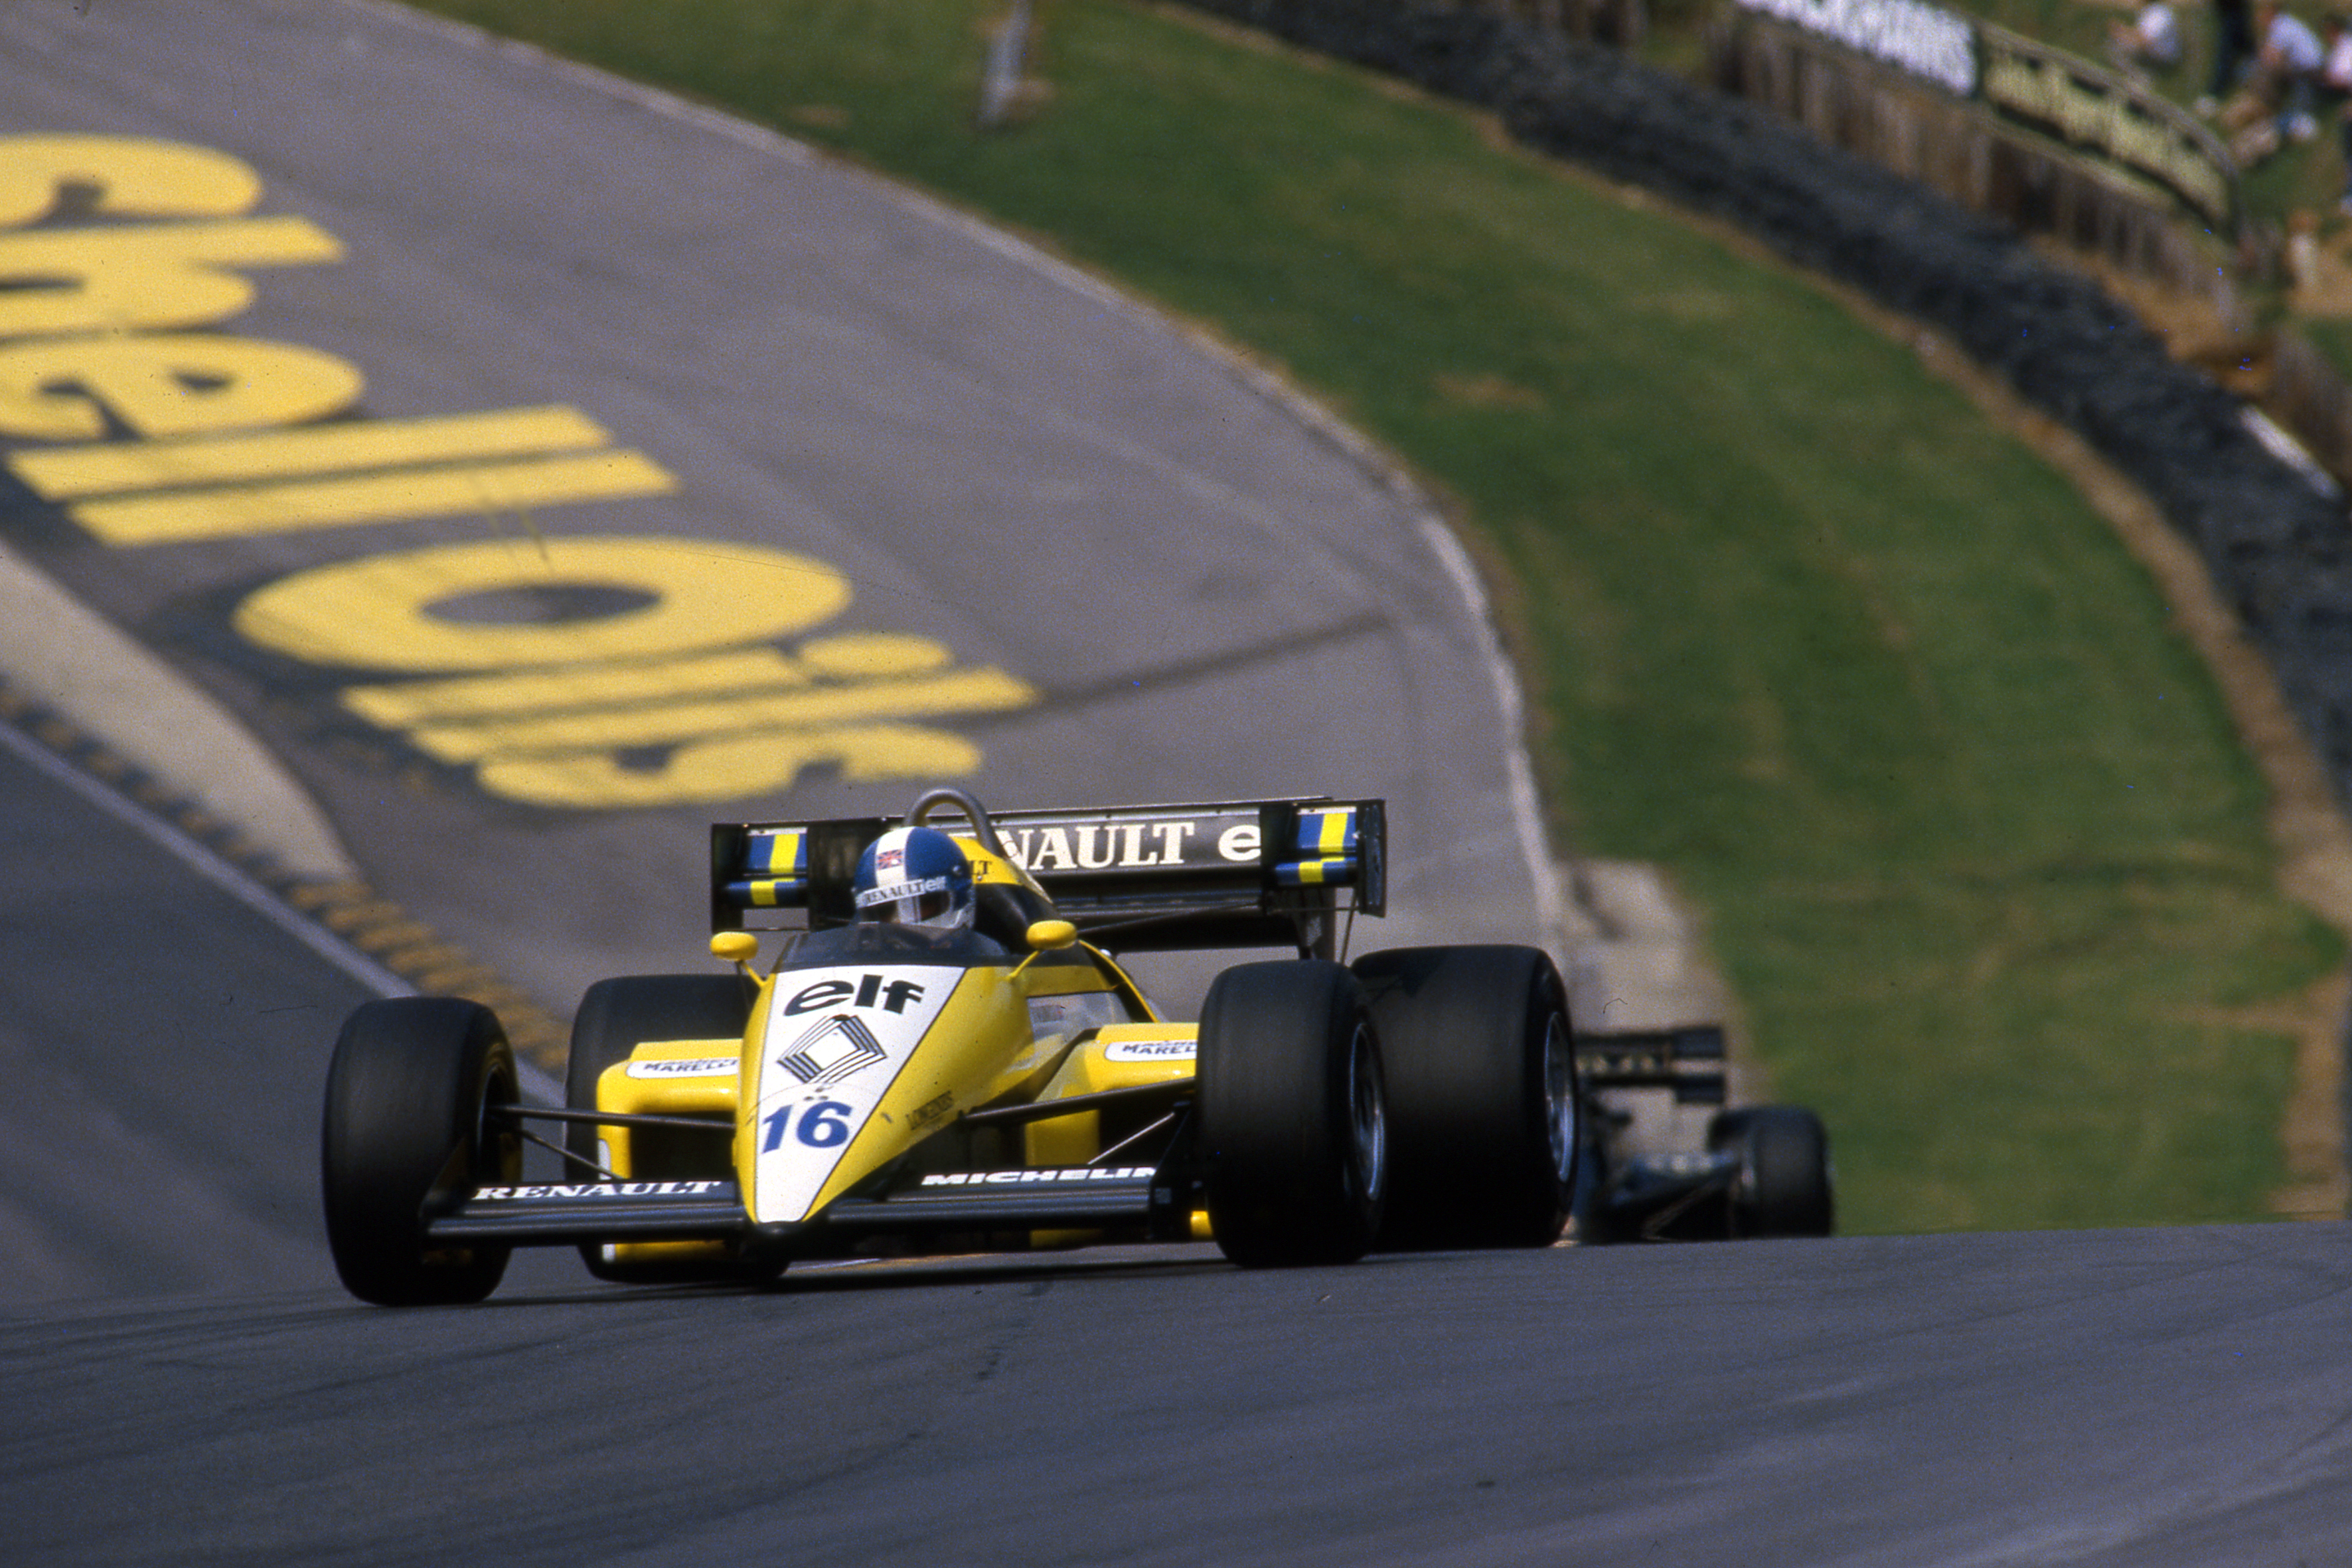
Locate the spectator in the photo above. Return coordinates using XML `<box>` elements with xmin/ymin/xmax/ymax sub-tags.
<box><xmin>2268</xmin><ymin>1</ymin><xmax>2327</xmax><ymax>136</ymax></box>
<box><xmin>2108</xmin><ymin>0</ymin><xmax>2183</xmax><ymax>72</ymax></box>
<box><xmin>2199</xmin><ymin>0</ymin><xmax>2256</xmax><ymax>114</ymax></box>
<box><xmin>2223</xmin><ymin>0</ymin><xmax>2323</xmax><ymax>156</ymax></box>
<box><xmin>2321</xmin><ymin>7</ymin><xmax>2352</xmax><ymax>209</ymax></box>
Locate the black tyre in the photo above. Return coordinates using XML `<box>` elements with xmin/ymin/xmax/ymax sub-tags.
<box><xmin>1197</xmin><ymin>961</ymin><xmax>1386</xmax><ymax>1268</ymax></box>
<box><xmin>320</xmin><ymin>998</ymin><xmax>522</xmax><ymax>1306</ymax></box>
<box><xmin>1352</xmin><ymin>945</ymin><xmax>1579</xmax><ymax>1249</ymax></box>
<box><xmin>1709</xmin><ymin>1106</ymin><xmax>1834</xmax><ymax>1238</ymax></box>
<box><xmin>566</xmin><ymin>975</ymin><xmax>753</xmax><ymax>1282</ymax></box>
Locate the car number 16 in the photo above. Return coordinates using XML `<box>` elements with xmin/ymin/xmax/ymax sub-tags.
<box><xmin>763</xmin><ymin>1101</ymin><xmax>854</xmax><ymax>1151</ymax></box>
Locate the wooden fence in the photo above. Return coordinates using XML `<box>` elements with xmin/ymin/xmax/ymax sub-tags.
<box><xmin>1707</xmin><ymin>17</ymin><xmax>2237</xmax><ymax>307</ymax></box>
<box><xmin>1427</xmin><ymin>0</ymin><xmax>2352</xmax><ymax>484</ymax></box>
<box><xmin>1701</xmin><ymin>17</ymin><xmax>2352</xmax><ymax>487</ymax></box>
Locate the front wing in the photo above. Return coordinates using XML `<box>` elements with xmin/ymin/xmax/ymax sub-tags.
<box><xmin>425</xmin><ymin>1166</ymin><xmax>1198</xmax><ymax>1251</ymax></box>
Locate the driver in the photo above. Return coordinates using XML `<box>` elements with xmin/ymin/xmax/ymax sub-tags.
<box><xmin>851</xmin><ymin>826</ymin><xmax>977</xmax><ymax>931</ymax></box>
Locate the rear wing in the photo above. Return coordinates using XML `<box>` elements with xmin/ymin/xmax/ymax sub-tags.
<box><xmin>1574</xmin><ymin>1024</ymin><xmax>1727</xmax><ymax>1105</ymax></box>
<box><xmin>713</xmin><ymin>797</ymin><xmax>1384</xmax><ymax>956</ymax></box>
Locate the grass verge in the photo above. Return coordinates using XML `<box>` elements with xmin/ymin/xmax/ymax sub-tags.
<box><xmin>408</xmin><ymin>0</ymin><xmax>2341</xmax><ymax>1231</ymax></box>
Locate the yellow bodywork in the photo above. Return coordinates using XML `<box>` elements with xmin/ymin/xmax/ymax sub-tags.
<box><xmin>1022</xmin><ymin>1022</ymin><xmax>1201</xmax><ymax>1247</ymax></box>
<box><xmin>590</xmin><ymin>836</ymin><xmax>1186</xmax><ymax>1258</ymax></box>
<box><xmin>591</xmin><ymin>1039</ymin><xmax>741</xmax><ymax>1270</ymax></box>
<box><xmin>1022</xmin><ymin>1022</ymin><xmax>1201</xmax><ymax>1168</ymax></box>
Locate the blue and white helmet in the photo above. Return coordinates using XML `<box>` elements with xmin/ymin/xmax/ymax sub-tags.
<box><xmin>852</xmin><ymin>826</ymin><xmax>975</xmax><ymax>929</ymax></box>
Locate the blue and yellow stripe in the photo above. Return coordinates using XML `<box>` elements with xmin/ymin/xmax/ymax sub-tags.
<box><xmin>1275</xmin><ymin>856</ymin><xmax>1354</xmax><ymax>888</ymax></box>
<box><xmin>728</xmin><ymin>827</ymin><xmax>809</xmax><ymax>908</ymax></box>
<box><xmin>1293</xmin><ymin>805</ymin><xmax>1358</xmax><ymax>857</ymax></box>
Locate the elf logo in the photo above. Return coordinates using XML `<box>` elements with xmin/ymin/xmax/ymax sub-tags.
<box><xmin>784</xmin><ymin>973</ymin><xmax>927</xmax><ymax>1016</ymax></box>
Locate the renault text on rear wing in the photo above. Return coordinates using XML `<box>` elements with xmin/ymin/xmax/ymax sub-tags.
<box><xmin>712</xmin><ymin>797</ymin><xmax>1384</xmax><ymax>955</ymax></box>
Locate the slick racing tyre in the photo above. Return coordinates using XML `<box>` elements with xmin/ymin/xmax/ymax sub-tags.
<box><xmin>566</xmin><ymin>975</ymin><xmax>754</xmax><ymax>1283</ymax></box>
<box><xmin>1352</xmin><ymin>945</ymin><xmax>1579</xmax><ymax>1250</ymax></box>
<box><xmin>321</xmin><ymin>998</ymin><xmax>522</xmax><ymax>1306</ymax></box>
<box><xmin>1198</xmin><ymin>960</ymin><xmax>1387</xmax><ymax>1267</ymax></box>
<box><xmin>1709</xmin><ymin>1106</ymin><xmax>1834</xmax><ymax>1238</ymax></box>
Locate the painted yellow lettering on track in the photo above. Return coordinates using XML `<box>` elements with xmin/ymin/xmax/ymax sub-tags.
<box><xmin>0</xmin><ymin>335</ymin><xmax>364</xmax><ymax>439</ymax></box>
<box><xmin>406</xmin><ymin>668</ymin><xmax>1036</xmax><ymax>763</ymax></box>
<box><xmin>794</xmin><ymin>633</ymin><xmax>958</xmax><ymax>680</ymax></box>
<box><xmin>233</xmin><ymin>537</ymin><xmax>854</xmax><ymax>669</ymax></box>
<box><xmin>343</xmin><ymin>649</ymin><xmax>819</xmax><ymax>728</ymax></box>
<box><xmin>0</xmin><ymin>135</ymin><xmax>264</xmax><ymax>228</ymax></box>
<box><xmin>477</xmin><ymin>724</ymin><xmax>986</xmax><ymax>809</ymax></box>
<box><xmin>0</xmin><ymin>131</ymin><xmax>1034</xmax><ymax>807</ymax></box>
<box><xmin>12</xmin><ymin>406</ymin><xmax>613</xmax><ymax>495</ymax></box>
<box><xmin>69</xmin><ymin>452</ymin><xmax>674</xmax><ymax>544</ymax></box>
<box><xmin>340</xmin><ymin>637</ymin><xmax>957</xmax><ymax>727</ymax></box>
<box><xmin>0</xmin><ymin>220</ymin><xmax>343</xmax><ymax>337</ymax></box>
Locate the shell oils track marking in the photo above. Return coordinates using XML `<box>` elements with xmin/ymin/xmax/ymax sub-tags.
<box><xmin>319</xmin><ymin>787</ymin><xmax>1832</xmax><ymax>1300</ymax></box>
<box><xmin>0</xmin><ymin>133</ymin><xmax>1034</xmax><ymax>813</ymax></box>
<box><xmin>0</xmin><ymin>0</ymin><xmax>1550</xmax><ymax>1029</ymax></box>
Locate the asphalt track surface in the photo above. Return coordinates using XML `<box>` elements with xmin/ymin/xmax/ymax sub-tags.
<box><xmin>0</xmin><ymin>726</ymin><xmax>365</xmax><ymax>1300</ymax></box>
<box><xmin>0</xmin><ymin>0</ymin><xmax>1549</xmax><ymax>1029</ymax></box>
<box><xmin>6</xmin><ymin>5</ymin><xmax>2352</xmax><ymax>1565</ymax></box>
<box><xmin>7</xmin><ymin>1222</ymin><xmax>2352</xmax><ymax>1567</ymax></box>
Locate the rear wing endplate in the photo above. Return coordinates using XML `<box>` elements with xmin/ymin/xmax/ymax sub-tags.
<box><xmin>712</xmin><ymin>798</ymin><xmax>1384</xmax><ymax>956</ymax></box>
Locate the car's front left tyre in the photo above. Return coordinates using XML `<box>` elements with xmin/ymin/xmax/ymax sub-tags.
<box><xmin>320</xmin><ymin>997</ymin><xmax>521</xmax><ymax>1306</ymax></box>
<box><xmin>1197</xmin><ymin>960</ymin><xmax>1386</xmax><ymax>1268</ymax></box>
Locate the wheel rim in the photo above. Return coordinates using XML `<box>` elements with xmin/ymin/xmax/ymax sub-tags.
<box><xmin>1345</xmin><ymin>1023</ymin><xmax>1385</xmax><ymax>1203</ymax></box>
<box><xmin>1541</xmin><ymin>1012</ymin><xmax>1579</xmax><ymax>1186</ymax></box>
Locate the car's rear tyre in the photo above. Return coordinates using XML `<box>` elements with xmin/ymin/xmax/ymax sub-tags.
<box><xmin>1352</xmin><ymin>945</ymin><xmax>1579</xmax><ymax>1249</ymax></box>
<box><xmin>1709</xmin><ymin>1106</ymin><xmax>1834</xmax><ymax>1238</ymax></box>
<box><xmin>321</xmin><ymin>997</ymin><xmax>522</xmax><ymax>1306</ymax></box>
<box><xmin>566</xmin><ymin>975</ymin><xmax>753</xmax><ymax>1283</ymax></box>
<box><xmin>1198</xmin><ymin>961</ymin><xmax>1386</xmax><ymax>1268</ymax></box>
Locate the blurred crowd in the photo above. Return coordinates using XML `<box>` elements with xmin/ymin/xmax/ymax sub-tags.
<box><xmin>2110</xmin><ymin>0</ymin><xmax>2352</xmax><ymax>204</ymax></box>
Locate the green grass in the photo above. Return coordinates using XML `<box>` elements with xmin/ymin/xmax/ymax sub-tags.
<box><xmin>2300</xmin><ymin>315</ymin><xmax>2352</xmax><ymax>380</ymax></box>
<box><xmin>412</xmin><ymin>0</ymin><xmax>2341</xmax><ymax>1231</ymax></box>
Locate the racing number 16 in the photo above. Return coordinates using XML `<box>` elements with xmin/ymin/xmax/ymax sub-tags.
<box><xmin>763</xmin><ymin>1101</ymin><xmax>853</xmax><ymax>1152</ymax></box>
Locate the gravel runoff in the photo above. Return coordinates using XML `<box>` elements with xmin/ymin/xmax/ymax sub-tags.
<box><xmin>1183</xmin><ymin>0</ymin><xmax>2352</xmax><ymax>807</ymax></box>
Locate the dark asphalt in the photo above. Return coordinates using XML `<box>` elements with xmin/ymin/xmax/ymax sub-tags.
<box><xmin>0</xmin><ymin>730</ymin><xmax>364</xmax><ymax>1300</ymax></box>
<box><xmin>5</xmin><ymin>1225</ymin><xmax>2349</xmax><ymax>1567</ymax></box>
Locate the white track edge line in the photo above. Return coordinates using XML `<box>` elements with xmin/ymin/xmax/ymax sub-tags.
<box><xmin>0</xmin><ymin>719</ymin><xmax>565</xmax><ymax>1103</ymax></box>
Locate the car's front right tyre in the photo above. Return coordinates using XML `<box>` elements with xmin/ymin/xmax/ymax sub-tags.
<box><xmin>320</xmin><ymin>997</ymin><xmax>520</xmax><ymax>1306</ymax></box>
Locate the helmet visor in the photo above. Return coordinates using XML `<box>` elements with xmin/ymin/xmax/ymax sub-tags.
<box><xmin>856</xmin><ymin>873</ymin><xmax>965</xmax><ymax>927</ymax></box>
<box><xmin>872</xmin><ymin>888</ymin><xmax>955</xmax><ymax>925</ymax></box>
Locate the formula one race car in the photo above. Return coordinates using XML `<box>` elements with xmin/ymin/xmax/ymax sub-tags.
<box><xmin>319</xmin><ymin>788</ymin><xmax>1832</xmax><ymax>1305</ymax></box>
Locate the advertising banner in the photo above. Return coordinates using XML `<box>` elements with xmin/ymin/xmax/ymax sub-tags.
<box><xmin>1734</xmin><ymin>0</ymin><xmax>1977</xmax><ymax>94</ymax></box>
<box><xmin>1732</xmin><ymin>0</ymin><xmax>2235</xmax><ymax>222</ymax></box>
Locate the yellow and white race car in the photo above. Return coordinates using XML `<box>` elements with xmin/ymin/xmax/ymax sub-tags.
<box><xmin>320</xmin><ymin>788</ymin><xmax>1826</xmax><ymax>1306</ymax></box>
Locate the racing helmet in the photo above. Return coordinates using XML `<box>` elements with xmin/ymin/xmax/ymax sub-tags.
<box><xmin>852</xmin><ymin>826</ymin><xmax>976</xmax><ymax>929</ymax></box>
